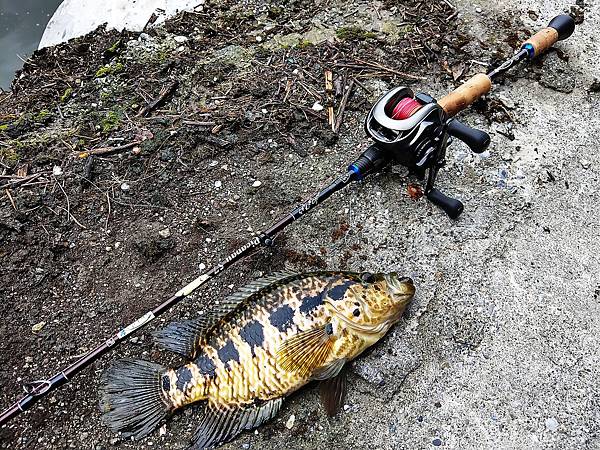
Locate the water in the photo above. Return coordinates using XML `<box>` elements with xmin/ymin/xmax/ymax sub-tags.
<box><xmin>0</xmin><ymin>0</ymin><xmax>63</xmax><ymax>90</ymax></box>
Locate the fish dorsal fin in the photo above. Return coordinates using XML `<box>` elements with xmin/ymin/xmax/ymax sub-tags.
<box><xmin>319</xmin><ymin>369</ymin><xmax>347</xmax><ymax>417</ymax></box>
<box><xmin>210</xmin><ymin>271</ymin><xmax>299</xmax><ymax>320</ymax></box>
<box><xmin>154</xmin><ymin>272</ymin><xmax>298</xmax><ymax>358</ymax></box>
<box><xmin>191</xmin><ymin>398</ymin><xmax>283</xmax><ymax>449</ymax></box>
<box><xmin>276</xmin><ymin>323</ymin><xmax>335</xmax><ymax>379</ymax></box>
<box><xmin>153</xmin><ymin>317</ymin><xmax>211</xmax><ymax>358</ymax></box>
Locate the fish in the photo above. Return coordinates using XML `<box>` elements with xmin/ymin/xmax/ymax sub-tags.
<box><xmin>99</xmin><ymin>270</ymin><xmax>415</xmax><ymax>449</ymax></box>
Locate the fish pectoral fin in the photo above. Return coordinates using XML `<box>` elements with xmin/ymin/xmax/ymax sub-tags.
<box><xmin>276</xmin><ymin>324</ymin><xmax>335</xmax><ymax>379</ymax></box>
<box><xmin>153</xmin><ymin>317</ymin><xmax>211</xmax><ymax>358</ymax></box>
<box><xmin>319</xmin><ymin>369</ymin><xmax>348</xmax><ymax>417</ymax></box>
<box><xmin>190</xmin><ymin>398</ymin><xmax>283</xmax><ymax>450</ymax></box>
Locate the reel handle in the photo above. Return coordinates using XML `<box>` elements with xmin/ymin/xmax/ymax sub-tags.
<box><xmin>522</xmin><ymin>15</ymin><xmax>575</xmax><ymax>57</ymax></box>
<box><xmin>427</xmin><ymin>188</ymin><xmax>464</xmax><ymax>220</ymax></box>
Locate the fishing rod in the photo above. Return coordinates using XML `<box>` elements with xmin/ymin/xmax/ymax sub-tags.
<box><xmin>0</xmin><ymin>14</ymin><xmax>575</xmax><ymax>427</ymax></box>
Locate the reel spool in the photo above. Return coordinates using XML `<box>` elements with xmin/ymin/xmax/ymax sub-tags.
<box><xmin>365</xmin><ymin>87</ymin><xmax>491</xmax><ymax>219</ymax></box>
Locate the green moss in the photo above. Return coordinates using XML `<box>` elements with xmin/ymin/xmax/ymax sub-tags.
<box><xmin>106</xmin><ymin>39</ymin><xmax>122</xmax><ymax>55</ymax></box>
<box><xmin>298</xmin><ymin>39</ymin><xmax>313</xmax><ymax>49</ymax></box>
<box><xmin>95</xmin><ymin>62</ymin><xmax>124</xmax><ymax>78</ymax></box>
<box><xmin>335</xmin><ymin>26</ymin><xmax>376</xmax><ymax>41</ymax></box>
<box><xmin>0</xmin><ymin>147</ymin><xmax>20</xmax><ymax>162</ymax></box>
<box><xmin>35</xmin><ymin>110</ymin><xmax>51</xmax><ymax>123</ymax></box>
<box><xmin>60</xmin><ymin>87</ymin><xmax>73</xmax><ymax>103</ymax></box>
<box><xmin>0</xmin><ymin>124</ymin><xmax>9</xmax><ymax>132</ymax></box>
<box><xmin>101</xmin><ymin>110</ymin><xmax>122</xmax><ymax>133</ymax></box>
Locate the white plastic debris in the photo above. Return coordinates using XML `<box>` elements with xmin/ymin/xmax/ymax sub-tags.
<box><xmin>174</xmin><ymin>35</ymin><xmax>188</xmax><ymax>43</ymax></box>
<box><xmin>52</xmin><ymin>165</ymin><xmax>63</xmax><ymax>176</ymax></box>
<box><xmin>252</xmin><ymin>180</ymin><xmax>262</xmax><ymax>188</ymax></box>
<box><xmin>120</xmin><ymin>182</ymin><xmax>130</xmax><ymax>192</ymax></box>
<box><xmin>159</xmin><ymin>228</ymin><xmax>171</xmax><ymax>238</ymax></box>
<box><xmin>312</xmin><ymin>102</ymin><xmax>324</xmax><ymax>111</ymax></box>
<box><xmin>214</xmin><ymin>180</ymin><xmax>222</xmax><ymax>188</ymax></box>
<box><xmin>32</xmin><ymin>322</ymin><xmax>46</xmax><ymax>333</ymax></box>
<box><xmin>285</xmin><ymin>414</ymin><xmax>295</xmax><ymax>429</ymax></box>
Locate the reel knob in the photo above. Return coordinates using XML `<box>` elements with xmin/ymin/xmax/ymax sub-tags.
<box><xmin>426</xmin><ymin>188</ymin><xmax>464</xmax><ymax>219</ymax></box>
<box><xmin>447</xmin><ymin>119</ymin><xmax>490</xmax><ymax>153</ymax></box>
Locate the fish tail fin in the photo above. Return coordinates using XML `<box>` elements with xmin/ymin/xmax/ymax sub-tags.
<box><xmin>99</xmin><ymin>358</ymin><xmax>173</xmax><ymax>439</ymax></box>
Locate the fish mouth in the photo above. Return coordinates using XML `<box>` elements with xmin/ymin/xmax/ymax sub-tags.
<box><xmin>384</xmin><ymin>273</ymin><xmax>415</xmax><ymax>299</ymax></box>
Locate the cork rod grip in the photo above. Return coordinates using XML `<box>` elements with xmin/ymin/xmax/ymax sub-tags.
<box><xmin>437</xmin><ymin>73</ymin><xmax>492</xmax><ymax>118</ymax></box>
<box><xmin>522</xmin><ymin>27</ymin><xmax>559</xmax><ymax>57</ymax></box>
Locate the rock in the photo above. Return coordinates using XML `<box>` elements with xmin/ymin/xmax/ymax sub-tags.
<box><xmin>215</xmin><ymin>180</ymin><xmax>222</xmax><ymax>188</ymax></box>
<box><xmin>120</xmin><ymin>182</ymin><xmax>130</xmax><ymax>192</ymax></box>
<box><xmin>538</xmin><ymin>52</ymin><xmax>576</xmax><ymax>94</ymax></box>
<box><xmin>159</xmin><ymin>228</ymin><xmax>171</xmax><ymax>238</ymax></box>
<box><xmin>252</xmin><ymin>180</ymin><xmax>262</xmax><ymax>188</ymax></box>
<box><xmin>545</xmin><ymin>417</ymin><xmax>559</xmax><ymax>432</ymax></box>
<box><xmin>32</xmin><ymin>321</ymin><xmax>46</xmax><ymax>333</ymax></box>
<box><xmin>311</xmin><ymin>102</ymin><xmax>324</xmax><ymax>111</ymax></box>
<box><xmin>52</xmin><ymin>165</ymin><xmax>63</xmax><ymax>176</ymax></box>
<box><xmin>174</xmin><ymin>35</ymin><xmax>188</xmax><ymax>43</ymax></box>
<box><xmin>580</xmin><ymin>159</ymin><xmax>591</xmax><ymax>169</ymax></box>
<box><xmin>432</xmin><ymin>438</ymin><xmax>443</xmax><ymax>446</ymax></box>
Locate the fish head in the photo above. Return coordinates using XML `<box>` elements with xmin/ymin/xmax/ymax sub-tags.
<box><xmin>327</xmin><ymin>272</ymin><xmax>415</xmax><ymax>335</ymax></box>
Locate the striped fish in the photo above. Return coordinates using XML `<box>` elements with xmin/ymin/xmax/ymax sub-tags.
<box><xmin>99</xmin><ymin>271</ymin><xmax>415</xmax><ymax>449</ymax></box>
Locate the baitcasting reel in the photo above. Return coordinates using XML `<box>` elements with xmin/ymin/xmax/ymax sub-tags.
<box><xmin>365</xmin><ymin>87</ymin><xmax>491</xmax><ymax>219</ymax></box>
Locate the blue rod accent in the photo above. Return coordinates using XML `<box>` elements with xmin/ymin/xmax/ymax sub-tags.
<box><xmin>523</xmin><ymin>43</ymin><xmax>535</xmax><ymax>59</ymax></box>
<box><xmin>349</xmin><ymin>164</ymin><xmax>362</xmax><ymax>180</ymax></box>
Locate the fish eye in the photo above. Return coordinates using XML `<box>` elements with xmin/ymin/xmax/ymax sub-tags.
<box><xmin>352</xmin><ymin>308</ymin><xmax>360</xmax><ymax>317</ymax></box>
<box><xmin>360</xmin><ymin>272</ymin><xmax>375</xmax><ymax>283</ymax></box>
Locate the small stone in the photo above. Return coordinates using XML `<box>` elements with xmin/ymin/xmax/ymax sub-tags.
<box><xmin>159</xmin><ymin>228</ymin><xmax>171</xmax><ymax>239</ymax></box>
<box><xmin>214</xmin><ymin>180</ymin><xmax>222</xmax><ymax>188</ymax></box>
<box><xmin>432</xmin><ymin>438</ymin><xmax>442</xmax><ymax>446</ymax></box>
<box><xmin>174</xmin><ymin>35</ymin><xmax>188</xmax><ymax>43</ymax></box>
<box><xmin>580</xmin><ymin>159</ymin><xmax>591</xmax><ymax>169</ymax></box>
<box><xmin>285</xmin><ymin>414</ymin><xmax>295</xmax><ymax>429</ymax></box>
<box><xmin>32</xmin><ymin>321</ymin><xmax>46</xmax><ymax>333</ymax></box>
<box><xmin>52</xmin><ymin>165</ymin><xmax>63</xmax><ymax>176</ymax></box>
<box><xmin>475</xmin><ymin>7</ymin><xmax>482</xmax><ymax>13</ymax></box>
<box><xmin>312</xmin><ymin>102</ymin><xmax>324</xmax><ymax>112</ymax></box>
<box><xmin>343</xmin><ymin>404</ymin><xmax>350</xmax><ymax>411</ymax></box>
<box><xmin>109</xmin><ymin>438</ymin><xmax>119</xmax><ymax>445</ymax></box>
<box><xmin>545</xmin><ymin>417</ymin><xmax>559</xmax><ymax>432</ymax></box>
<box><xmin>199</xmin><ymin>263</ymin><xmax>206</xmax><ymax>271</ymax></box>
<box><xmin>252</xmin><ymin>180</ymin><xmax>262</xmax><ymax>188</ymax></box>
<box><xmin>25</xmin><ymin>356</ymin><xmax>33</xmax><ymax>363</ymax></box>
<box><xmin>120</xmin><ymin>182</ymin><xmax>130</xmax><ymax>192</ymax></box>
<box><xmin>242</xmin><ymin>444</ymin><xmax>250</xmax><ymax>450</ymax></box>
<box><xmin>80</xmin><ymin>432</ymin><xmax>89</xmax><ymax>440</ymax></box>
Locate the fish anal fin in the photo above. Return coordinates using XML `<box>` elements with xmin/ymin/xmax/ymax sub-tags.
<box><xmin>191</xmin><ymin>398</ymin><xmax>283</xmax><ymax>449</ymax></box>
<box><xmin>276</xmin><ymin>324</ymin><xmax>334</xmax><ymax>379</ymax></box>
<box><xmin>319</xmin><ymin>369</ymin><xmax>347</xmax><ymax>417</ymax></box>
<box><xmin>153</xmin><ymin>317</ymin><xmax>211</xmax><ymax>358</ymax></box>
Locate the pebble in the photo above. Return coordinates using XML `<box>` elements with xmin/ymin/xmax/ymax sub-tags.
<box><xmin>285</xmin><ymin>414</ymin><xmax>295</xmax><ymax>429</ymax></box>
<box><xmin>580</xmin><ymin>159</ymin><xmax>591</xmax><ymax>169</ymax></box>
<box><xmin>545</xmin><ymin>417</ymin><xmax>559</xmax><ymax>432</ymax></box>
<box><xmin>215</xmin><ymin>180</ymin><xmax>222</xmax><ymax>188</ymax></box>
<box><xmin>159</xmin><ymin>228</ymin><xmax>171</xmax><ymax>238</ymax></box>
<box><xmin>120</xmin><ymin>182</ymin><xmax>130</xmax><ymax>192</ymax></box>
<box><xmin>252</xmin><ymin>180</ymin><xmax>262</xmax><ymax>188</ymax></box>
<box><xmin>475</xmin><ymin>7</ymin><xmax>482</xmax><ymax>13</ymax></box>
<box><xmin>432</xmin><ymin>438</ymin><xmax>443</xmax><ymax>446</ymax></box>
<box><xmin>174</xmin><ymin>35</ymin><xmax>188</xmax><ymax>43</ymax></box>
<box><xmin>32</xmin><ymin>321</ymin><xmax>46</xmax><ymax>333</ymax></box>
<box><xmin>52</xmin><ymin>165</ymin><xmax>63</xmax><ymax>176</ymax></box>
<box><xmin>312</xmin><ymin>101</ymin><xmax>324</xmax><ymax>111</ymax></box>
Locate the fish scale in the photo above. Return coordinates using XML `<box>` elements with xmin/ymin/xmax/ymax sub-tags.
<box><xmin>100</xmin><ymin>271</ymin><xmax>415</xmax><ymax>449</ymax></box>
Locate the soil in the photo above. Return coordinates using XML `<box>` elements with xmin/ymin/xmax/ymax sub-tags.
<box><xmin>0</xmin><ymin>0</ymin><xmax>536</xmax><ymax>449</ymax></box>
